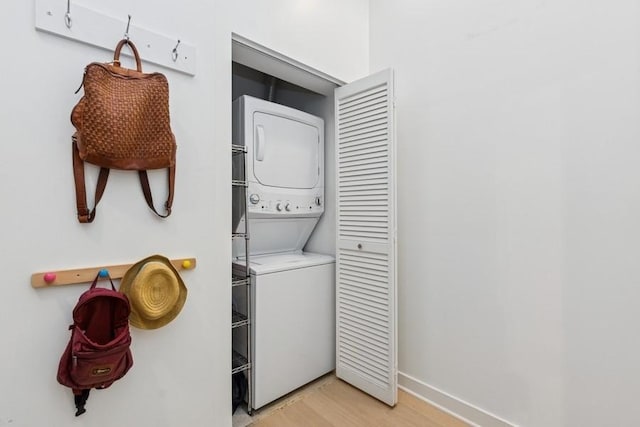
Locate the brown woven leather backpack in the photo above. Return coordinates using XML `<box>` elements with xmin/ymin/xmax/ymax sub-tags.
<box><xmin>71</xmin><ymin>39</ymin><xmax>176</xmax><ymax>223</ymax></box>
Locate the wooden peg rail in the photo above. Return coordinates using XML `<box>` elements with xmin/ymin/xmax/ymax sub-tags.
<box><xmin>31</xmin><ymin>257</ymin><xmax>197</xmax><ymax>288</ymax></box>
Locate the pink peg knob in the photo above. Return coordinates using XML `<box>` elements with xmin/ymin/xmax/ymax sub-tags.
<box><xmin>43</xmin><ymin>273</ymin><xmax>56</xmax><ymax>284</ymax></box>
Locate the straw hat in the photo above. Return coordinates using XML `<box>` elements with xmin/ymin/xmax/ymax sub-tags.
<box><xmin>119</xmin><ymin>255</ymin><xmax>187</xmax><ymax>329</ymax></box>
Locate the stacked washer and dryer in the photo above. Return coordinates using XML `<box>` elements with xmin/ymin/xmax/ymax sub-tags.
<box><xmin>232</xmin><ymin>95</ymin><xmax>335</xmax><ymax>410</ymax></box>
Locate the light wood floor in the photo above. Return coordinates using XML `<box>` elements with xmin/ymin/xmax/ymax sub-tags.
<box><xmin>248</xmin><ymin>376</ymin><xmax>469</xmax><ymax>427</ymax></box>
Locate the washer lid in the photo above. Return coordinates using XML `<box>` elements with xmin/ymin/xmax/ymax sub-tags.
<box><xmin>252</xmin><ymin>112</ymin><xmax>320</xmax><ymax>189</ymax></box>
<box><xmin>235</xmin><ymin>252</ymin><xmax>335</xmax><ymax>275</ymax></box>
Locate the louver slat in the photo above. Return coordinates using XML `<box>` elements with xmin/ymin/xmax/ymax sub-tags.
<box><xmin>339</xmin><ymin>180</ymin><xmax>387</xmax><ymax>188</ymax></box>
<box><xmin>340</xmin><ymin>110</ymin><xmax>388</xmax><ymax>129</ymax></box>
<box><xmin>339</xmin><ymin>123</ymin><xmax>388</xmax><ymax>140</ymax></box>
<box><xmin>340</xmin><ymin>271</ymin><xmax>388</xmax><ymax>285</ymax></box>
<box><xmin>340</xmin><ymin>157</ymin><xmax>388</xmax><ymax>169</ymax></box>
<box><xmin>340</xmin><ymin>103</ymin><xmax>387</xmax><ymax>122</ymax></box>
<box><xmin>339</xmin><ymin>354</ymin><xmax>389</xmax><ymax>386</ymax></box>
<box><xmin>340</xmin><ymin>328</ymin><xmax>388</xmax><ymax>355</ymax></box>
<box><xmin>336</xmin><ymin>69</ymin><xmax>396</xmax><ymax>407</ymax></box>
<box><xmin>340</xmin><ymin>216</ymin><xmax>388</xmax><ymax>222</ymax></box>
<box><xmin>340</xmin><ymin>298</ymin><xmax>388</xmax><ymax>327</ymax></box>
<box><xmin>339</xmin><ymin>114</ymin><xmax>388</xmax><ymax>134</ymax></box>
<box><xmin>340</xmin><ymin>164</ymin><xmax>388</xmax><ymax>176</ymax></box>
<box><xmin>341</xmin><ymin>152</ymin><xmax>388</xmax><ymax>164</ymax></box>
<box><xmin>339</xmin><ymin>313</ymin><xmax>389</xmax><ymax>339</ymax></box>
<box><xmin>342</xmin><ymin>196</ymin><xmax>388</xmax><ymax>203</ymax></box>
<box><xmin>340</xmin><ymin>131</ymin><xmax>388</xmax><ymax>146</ymax></box>
<box><xmin>339</xmin><ymin>289</ymin><xmax>388</xmax><ymax>313</ymax></box>
<box><xmin>339</xmin><ymin>344</ymin><xmax>389</xmax><ymax>376</ymax></box>
<box><xmin>339</xmin><ymin>185</ymin><xmax>388</xmax><ymax>194</ymax></box>
<box><xmin>340</xmin><ymin>257</ymin><xmax>389</xmax><ymax>272</ymax></box>
<box><xmin>340</xmin><ymin>323</ymin><xmax>388</xmax><ymax>351</ymax></box>
<box><xmin>340</xmin><ymin>204</ymin><xmax>388</xmax><ymax>210</ymax></box>
<box><xmin>339</xmin><ymin>88</ymin><xmax>386</xmax><ymax>112</ymax></box>
<box><xmin>340</xmin><ymin>261</ymin><xmax>388</xmax><ymax>280</ymax></box>
<box><xmin>339</xmin><ymin>171</ymin><xmax>386</xmax><ymax>179</ymax></box>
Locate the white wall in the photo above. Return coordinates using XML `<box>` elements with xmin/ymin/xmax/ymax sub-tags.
<box><xmin>0</xmin><ymin>1</ymin><xmax>230</xmax><ymax>426</ymax></box>
<box><xmin>230</xmin><ymin>0</ymin><xmax>370</xmax><ymax>83</ymax></box>
<box><xmin>370</xmin><ymin>1</ymin><xmax>640</xmax><ymax>426</ymax></box>
<box><xmin>0</xmin><ymin>1</ymin><xmax>368</xmax><ymax>426</ymax></box>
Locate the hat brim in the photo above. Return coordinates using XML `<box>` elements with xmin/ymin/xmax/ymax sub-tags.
<box><xmin>119</xmin><ymin>255</ymin><xmax>187</xmax><ymax>329</ymax></box>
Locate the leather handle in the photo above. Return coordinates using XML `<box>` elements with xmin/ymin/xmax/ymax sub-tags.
<box><xmin>113</xmin><ymin>39</ymin><xmax>143</xmax><ymax>72</ymax></box>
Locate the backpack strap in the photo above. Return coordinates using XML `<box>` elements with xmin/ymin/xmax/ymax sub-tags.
<box><xmin>89</xmin><ymin>272</ymin><xmax>116</xmax><ymax>290</ymax></box>
<box><xmin>73</xmin><ymin>389</ymin><xmax>90</xmax><ymax>417</ymax></box>
<box><xmin>73</xmin><ymin>135</ymin><xmax>173</xmax><ymax>221</ymax></box>
<box><xmin>72</xmin><ymin>137</ymin><xmax>109</xmax><ymax>223</ymax></box>
<box><xmin>138</xmin><ymin>166</ymin><xmax>174</xmax><ymax>218</ymax></box>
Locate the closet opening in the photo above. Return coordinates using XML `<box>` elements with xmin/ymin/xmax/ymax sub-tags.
<box><xmin>230</xmin><ymin>34</ymin><xmax>340</xmax><ymax>423</ymax></box>
<box><xmin>230</xmin><ymin>34</ymin><xmax>398</xmax><ymax>421</ymax></box>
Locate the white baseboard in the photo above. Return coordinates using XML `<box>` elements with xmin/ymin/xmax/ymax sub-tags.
<box><xmin>398</xmin><ymin>372</ymin><xmax>517</xmax><ymax>427</ymax></box>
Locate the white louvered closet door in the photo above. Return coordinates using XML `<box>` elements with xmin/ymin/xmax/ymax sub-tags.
<box><xmin>335</xmin><ymin>69</ymin><xmax>397</xmax><ymax>406</ymax></box>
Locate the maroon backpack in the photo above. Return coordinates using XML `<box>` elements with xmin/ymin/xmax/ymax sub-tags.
<box><xmin>57</xmin><ymin>273</ymin><xmax>133</xmax><ymax>416</ymax></box>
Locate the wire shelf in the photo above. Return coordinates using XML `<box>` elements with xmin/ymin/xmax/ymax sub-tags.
<box><xmin>231</xmin><ymin>140</ymin><xmax>252</xmax><ymax>412</ymax></box>
<box><xmin>232</xmin><ymin>310</ymin><xmax>250</xmax><ymax>328</ymax></box>
<box><xmin>232</xmin><ymin>350</ymin><xmax>250</xmax><ymax>374</ymax></box>
<box><xmin>232</xmin><ymin>144</ymin><xmax>247</xmax><ymax>154</ymax></box>
<box><xmin>232</xmin><ymin>274</ymin><xmax>249</xmax><ymax>287</ymax></box>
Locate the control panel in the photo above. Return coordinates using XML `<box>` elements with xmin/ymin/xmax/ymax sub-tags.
<box><xmin>247</xmin><ymin>189</ymin><xmax>324</xmax><ymax>216</ymax></box>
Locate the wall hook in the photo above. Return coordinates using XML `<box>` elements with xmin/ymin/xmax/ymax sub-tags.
<box><xmin>171</xmin><ymin>39</ymin><xmax>181</xmax><ymax>62</ymax></box>
<box><xmin>124</xmin><ymin>14</ymin><xmax>132</xmax><ymax>40</ymax></box>
<box><xmin>64</xmin><ymin>0</ymin><xmax>72</xmax><ymax>29</ymax></box>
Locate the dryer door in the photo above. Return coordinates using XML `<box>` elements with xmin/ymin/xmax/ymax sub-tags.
<box><xmin>252</xmin><ymin>113</ymin><xmax>320</xmax><ymax>189</ymax></box>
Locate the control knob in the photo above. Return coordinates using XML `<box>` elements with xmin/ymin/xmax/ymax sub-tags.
<box><xmin>285</xmin><ymin>203</ymin><xmax>292</xmax><ymax>212</ymax></box>
<box><xmin>276</xmin><ymin>202</ymin><xmax>283</xmax><ymax>212</ymax></box>
<box><xmin>249</xmin><ymin>194</ymin><xmax>260</xmax><ymax>204</ymax></box>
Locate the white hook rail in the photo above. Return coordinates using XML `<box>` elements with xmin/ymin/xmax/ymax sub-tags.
<box><xmin>35</xmin><ymin>0</ymin><xmax>197</xmax><ymax>76</ymax></box>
